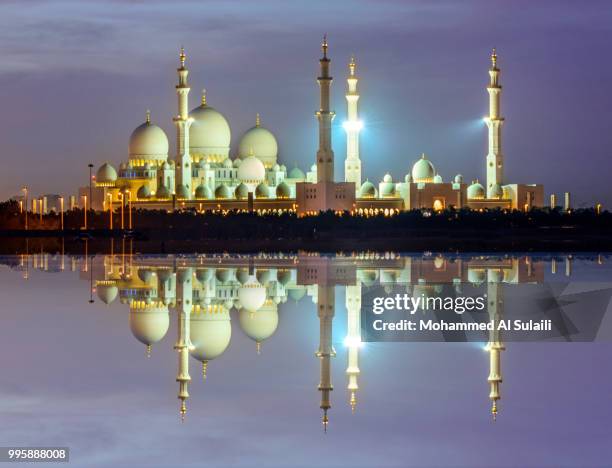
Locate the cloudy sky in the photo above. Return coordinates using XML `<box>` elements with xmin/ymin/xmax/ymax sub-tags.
<box><xmin>0</xmin><ymin>0</ymin><xmax>611</xmax><ymax>205</ymax></box>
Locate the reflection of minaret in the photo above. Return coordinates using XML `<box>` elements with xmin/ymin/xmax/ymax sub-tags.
<box><xmin>316</xmin><ymin>35</ymin><xmax>335</xmax><ymax>183</ymax></box>
<box><xmin>174</xmin><ymin>267</ymin><xmax>194</xmax><ymax>421</ymax></box>
<box><xmin>345</xmin><ymin>284</ymin><xmax>361</xmax><ymax>413</ymax></box>
<box><xmin>486</xmin><ymin>279</ymin><xmax>505</xmax><ymax>420</ymax></box>
<box><xmin>316</xmin><ymin>285</ymin><xmax>335</xmax><ymax>431</ymax></box>
<box><xmin>485</xmin><ymin>48</ymin><xmax>504</xmax><ymax>198</ymax></box>
<box><xmin>344</xmin><ymin>56</ymin><xmax>362</xmax><ymax>190</ymax></box>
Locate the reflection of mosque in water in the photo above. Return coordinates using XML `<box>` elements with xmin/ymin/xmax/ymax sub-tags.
<box><xmin>9</xmin><ymin>250</ymin><xmax>593</xmax><ymax>428</ymax></box>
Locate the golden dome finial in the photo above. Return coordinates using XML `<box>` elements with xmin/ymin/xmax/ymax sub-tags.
<box><xmin>202</xmin><ymin>360</ymin><xmax>208</xmax><ymax>380</ymax></box>
<box><xmin>421</xmin><ymin>153</ymin><xmax>426</xmax><ymax>159</ymax></box>
<box><xmin>491</xmin><ymin>401</ymin><xmax>498</xmax><ymax>421</ymax></box>
<box><xmin>179</xmin><ymin>46</ymin><xmax>186</xmax><ymax>67</ymax></box>
<box><xmin>349</xmin><ymin>391</ymin><xmax>357</xmax><ymax>414</ymax></box>
<box><xmin>145</xmin><ymin>109</ymin><xmax>151</xmax><ymax>124</ymax></box>
<box><xmin>256</xmin><ymin>341</ymin><xmax>262</xmax><ymax>355</ymax></box>
<box><xmin>180</xmin><ymin>400</ymin><xmax>187</xmax><ymax>422</ymax></box>
<box><xmin>491</xmin><ymin>48</ymin><xmax>498</xmax><ymax>68</ymax></box>
<box><xmin>201</xmin><ymin>88</ymin><xmax>207</xmax><ymax>106</ymax></box>
<box><xmin>349</xmin><ymin>55</ymin><xmax>356</xmax><ymax>76</ymax></box>
<box><xmin>146</xmin><ymin>343</ymin><xmax>152</xmax><ymax>357</ymax></box>
<box><xmin>255</xmin><ymin>113</ymin><xmax>261</xmax><ymax>127</ymax></box>
<box><xmin>322</xmin><ymin>34</ymin><xmax>328</xmax><ymax>58</ymax></box>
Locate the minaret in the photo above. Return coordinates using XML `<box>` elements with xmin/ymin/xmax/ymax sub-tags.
<box><xmin>344</xmin><ymin>56</ymin><xmax>362</xmax><ymax>191</ymax></box>
<box><xmin>316</xmin><ymin>35</ymin><xmax>335</xmax><ymax>183</ymax></box>
<box><xmin>174</xmin><ymin>267</ymin><xmax>194</xmax><ymax>421</ymax></box>
<box><xmin>485</xmin><ymin>48</ymin><xmax>504</xmax><ymax>198</ymax></box>
<box><xmin>486</xmin><ymin>279</ymin><xmax>505</xmax><ymax>421</ymax></box>
<box><xmin>345</xmin><ymin>284</ymin><xmax>361</xmax><ymax>413</ymax></box>
<box><xmin>316</xmin><ymin>285</ymin><xmax>336</xmax><ymax>431</ymax></box>
<box><xmin>174</xmin><ymin>47</ymin><xmax>194</xmax><ymax>196</ymax></box>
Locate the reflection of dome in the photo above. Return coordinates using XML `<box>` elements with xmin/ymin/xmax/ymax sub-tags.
<box><xmin>96</xmin><ymin>163</ymin><xmax>117</xmax><ymax>184</ymax></box>
<box><xmin>238</xmin><ymin>156</ymin><xmax>265</xmax><ymax>183</ymax></box>
<box><xmin>468</xmin><ymin>268</ymin><xmax>486</xmax><ymax>284</ymax></box>
<box><xmin>288</xmin><ymin>167</ymin><xmax>305</xmax><ymax>179</ymax></box>
<box><xmin>189</xmin><ymin>102</ymin><xmax>231</xmax><ymax>161</ymax></box>
<box><xmin>97</xmin><ymin>283</ymin><xmax>118</xmax><ymax>304</ymax></box>
<box><xmin>215</xmin><ymin>268</ymin><xmax>232</xmax><ymax>284</ymax></box>
<box><xmin>277</xmin><ymin>269</ymin><xmax>291</xmax><ymax>285</ymax></box>
<box><xmin>215</xmin><ymin>184</ymin><xmax>232</xmax><ymax>199</ymax></box>
<box><xmin>287</xmin><ymin>288</ymin><xmax>306</xmax><ymax>302</ymax></box>
<box><xmin>467</xmin><ymin>181</ymin><xmax>485</xmax><ymax>199</ymax></box>
<box><xmin>239</xmin><ymin>306</ymin><xmax>279</xmax><ymax>343</ymax></box>
<box><xmin>129</xmin><ymin>307</ymin><xmax>170</xmax><ymax>345</ymax></box>
<box><xmin>357</xmin><ymin>269</ymin><xmax>378</xmax><ymax>286</ymax></box>
<box><xmin>359</xmin><ymin>180</ymin><xmax>376</xmax><ymax>198</ymax></box>
<box><xmin>256</xmin><ymin>269</ymin><xmax>271</xmax><ymax>284</ymax></box>
<box><xmin>190</xmin><ymin>310</ymin><xmax>231</xmax><ymax>362</ymax></box>
<box><xmin>276</xmin><ymin>182</ymin><xmax>290</xmax><ymax>199</ymax></box>
<box><xmin>235</xmin><ymin>268</ymin><xmax>250</xmax><ymax>285</ymax></box>
<box><xmin>488</xmin><ymin>269</ymin><xmax>504</xmax><ymax>283</ymax></box>
<box><xmin>137</xmin><ymin>184</ymin><xmax>151</xmax><ymax>199</ymax></box>
<box><xmin>238</xmin><ymin>278</ymin><xmax>267</xmax><ymax>312</ymax></box>
<box><xmin>138</xmin><ymin>268</ymin><xmax>153</xmax><ymax>283</ymax></box>
<box><xmin>255</xmin><ymin>182</ymin><xmax>269</xmax><ymax>198</ymax></box>
<box><xmin>238</xmin><ymin>118</ymin><xmax>278</xmax><ymax>168</ymax></box>
<box><xmin>129</xmin><ymin>118</ymin><xmax>169</xmax><ymax>161</ymax></box>
<box><xmin>411</xmin><ymin>154</ymin><xmax>435</xmax><ymax>183</ymax></box>
<box><xmin>195</xmin><ymin>185</ymin><xmax>213</xmax><ymax>199</ymax></box>
<box><xmin>196</xmin><ymin>268</ymin><xmax>214</xmax><ymax>283</ymax></box>
<box><xmin>235</xmin><ymin>183</ymin><xmax>249</xmax><ymax>199</ymax></box>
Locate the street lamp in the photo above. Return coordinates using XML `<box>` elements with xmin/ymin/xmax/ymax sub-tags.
<box><xmin>107</xmin><ymin>193</ymin><xmax>113</xmax><ymax>230</ymax></box>
<box><xmin>22</xmin><ymin>186</ymin><xmax>28</xmax><ymax>230</ymax></box>
<box><xmin>118</xmin><ymin>192</ymin><xmax>125</xmax><ymax>230</ymax></box>
<box><xmin>82</xmin><ymin>195</ymin><xmax>88</xmax><ymax>229</ymax></box>
<box><xmin>88</xmin><ymin>163</ymin><xmax>94</xmax><ymax>207</ymax></box>
<box><xmin>59</xmin><ymin>197</ymin><xmax>64</xmax><ymax>230</ymax></box>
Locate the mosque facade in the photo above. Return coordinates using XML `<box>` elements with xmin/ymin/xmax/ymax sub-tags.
<box><xmin>86</xmin><ymin>39</ymin><xmax>543</xmax><ymax>215</ymax></box>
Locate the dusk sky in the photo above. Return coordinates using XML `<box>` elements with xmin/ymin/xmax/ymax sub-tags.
<box><xmin>1</xmin><ymin>0</ymin><xmax>611</xmax><ymax>205</ymax></box>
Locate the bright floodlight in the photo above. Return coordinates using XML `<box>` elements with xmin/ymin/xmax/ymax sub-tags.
<box><xmin>342</xmin><ymin>120</ymin><xmax>364</xmax><ymax>132</ymax></box>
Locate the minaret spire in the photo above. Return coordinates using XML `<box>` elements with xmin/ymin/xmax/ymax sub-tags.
<box><xmin>485</xmin><ymin>47</ymin><xmax>504</xmax><ymax>198</ymax></box>
<box><xmin>174</xmin><ymin>46</ymin><xmax>194</xmax><ymax>197</ymax></box>
<box><xmin>344</xmin><ymin>54</ymin><xmax>362</xmax><ymax>191</ymax></box>
<box><xmin>316</xmin><ymin>35</ymin><xmax>335</xmax><ymax>183</ymax></box>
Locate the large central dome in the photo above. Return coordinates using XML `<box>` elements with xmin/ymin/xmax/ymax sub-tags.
<box><xmin>411</xmin><ymin>153</ymin><xmax>436</xmax><ymax>183</ymax></box>
<box><xmin>189</xmin><ymin>95</ymin><xmax>231</xmax><ymax>163</ymax></box>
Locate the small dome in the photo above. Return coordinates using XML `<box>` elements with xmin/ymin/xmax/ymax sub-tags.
<box><xmin>238</xmin><ymin>278</ymin><xmax>267</xmax><ymax>313</ymax></box>
<box><xmin>467</xmin><ymin>181</ymin><xmax>485</xmax><ymax>199</ymax></box>
<box><xmin>223</xmin><ymin>158</ymin><xmax>233</xmax><ymax>169</ymax></box>
<box><xmin>155</xmin><ymin>185</ymin><xmax>171</xmax><ymax>199</ymax></box>
<box><xmin>129</xmin><ymin>118</ymin><xmax>169</xmax><ymax>161</ymax></box>
<box><xmin>215</xmin><ymin>184</ymin><xmax>232</xmax><ymax>199</ymax></box>
<box><xmin>288</xmin><ymin>167</ymin><xmax>305</xmax><ymax>179</ymax></box>
<box><xmin>239</xmin><ymin>306</ymin><xmax>279</xmax><ymax>343</ymax></box>
<box><xmin>272</xmin><ymin>163</ymin><xmax>280</xmax><ymax>172</ymax></box>
<box><xmin>189</xmin><ymin>311</ymin><xmax>231</xmax><ymax>362</ymax></box>
<box><xmin>176</xmin><ymin>184</ymin><xmax>190</xmax><ymax>200</ymax></box>
<box><xmin>276</xmin><ymin>181</ymin><xmax>290</xmax><ymax>199</ymax></box>
<box><xmin>238</xmin><ymin>117</ymin><xmax>279</xmax><ymax>168</ymax></box>
<box><xmin>137</xmin><ymin>184</ymin><xmax>151</xmax><ymax>199</ymax></box>
<box><xmin>195</xmin><ymin>185</ymin><xmax>213</xmax><ymax>199</ymax></box>
<box><xmin>96</xmin><ymin>163</ymin><xmax>117</xmax><ymax>184</ymax></box>
<box><xmin>189</xmin><ymin>103</ymin><xmax>231</xmax><ymax>160</ymax></box>
<box><xmin>433</xmin><ymin>174</ymin><xmax>443</xmax><ymax>184</ymax></box>
<box><xmin>238</xmin><ymin>156</ymin><xmax>265</xmax><ymax>183</ymax></box>
<box><xmin>129</xmin><ymin>307</ymin><xmax>170</xmax><ymax>345</ymax></box>
<box><xmin>310</xmin><ymin>164</ymin><xmax>317</xmax><ymax>172</ymax></box>
<box><xmin>405</xmin><ymin>174</ymin><xmax>413</xmax><ymax>183</ymax></box>
<box><xmin>411</xmin><ymin>154</ymin><xmax>435</xmax><ymax>183</ymax></box>
<box><xmin>359</xmin><ymin>180</ymin><xmax>377</xmax><ymax>198</ymax></box>
<box><xmin>383</xmin><ymin>173</ymin><xmax>392</xmax><ymax>183</ymax></box>
<box><xmin>454</xmin><ymin>174</ymin><xmax>464</xmax><ymax>184</ymax></box>
<box><xmin>279</xmin><ymin>164</ymin><xmax>286</xmax><ymax>172</ymax></box>
<box><xmin>97</xmin><ymin>283</ymin><xmax>118</xmax><ymax>304</ymax></box>
<box><xmin>490</xmin><ymin>183</ymin><xmax>503</xmax><ymax>199</ymax></box>
<box><xmin>162</xmin><ymin>161</ymin><xmax>171</xmax><ymax>170</ymax></box>
<box><xmin>233</xmin><ymin>158</ymin><xmax>242</xmax><ymax>168</ymax></box>
<box><xmin>380</xmin><ymin>176</ymin><xmax>395</xmax><ymax>197</ymax></box>
<box><xmin>235</xmin><ymin>183</ymin><xmax>249</xmax><ymax>199</ymax></box>
<box><xmin>255</xmin><ymin>182</ymin><xmax>269</xmax><ymax>198</ymax></box>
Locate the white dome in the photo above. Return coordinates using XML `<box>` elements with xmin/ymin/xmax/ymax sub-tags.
<box><xmin>433</xmin><ymin>174</ymin><xmax>443</xmax><ymax>184</ymax></box>
<box><xmin>238</xmin><ymin>278</ymin><xmax>267</xmax><ymax>313</ymax></box>
<box><xmin>467</xmin><ymin>181</ymin><xmax>485</xmax><ymax>199</ymax></box>
<box><xmin>276</xmin><ymin>181</ymin><xmax>290</xmax><ymax>199</ymax></box>
<box><xmin>490</xmin><ymin>183</ymin><xmax>503</xmax><ymax>199</ymax></box>
<box><xmin>96</xmin><ymin>163</ymin><xmax>117</xmax><ymax>184</ymax></box>
<box><xmin>129</xmin><ymin>307</ymin><xmax>170</xmax><ymax>345</ymax></box>
<box><xmin>239</xmin><ymin>306</ymin><xmax>279</xmax><ymax>343</ymax></box>
<box><xmin>189</xmin><ymin>103</ymin><xmax>231</xmax><ymax>161</ymax></box>
<box><xmin>189</xmin><ymin>311</ymin><xmax>231</xmax><ymax>362</ymax></box>
<box><xmin>238</xmin><ymin>156</ymin><xmax>266</xmax><ymax>183</ymax></box>
<box><xmin>454</xmin><ymin>174</ymin><xmax>464</xmax><ymax>184</ymax></box>
<box><xmin>238</xmin><ymin>120</ymin><xmax>278</xmax><ymax>168</ymax></box>
<box><xmin>383</xmin><ymin>173</ymin><xmax>392</xmax><ymax>183</ymax></box>
<box><xmin>411</xmin><ymin>154</ymin><xmax>435</xmax><ymax>183</ymax></box>
<box><xmin>129</xmin><ymin>119</ymin><xmax>169</xmax><ymax>161</ymax></box>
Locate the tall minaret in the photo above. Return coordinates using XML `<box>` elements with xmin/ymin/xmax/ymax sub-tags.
<box><xmin>345</xmin><ymin>284</ymin><xmax>361</xmax><ymax>413</ymax></box>
<box><xmin>174</xmin><ymin>47</ymin><xmax>194</xmax><ymax>195</ymax></box>
<box><xmin>174</xmin><ymin>267</ymin><xmax>194</xmax><ymax>421</ymax></box>
<box><xmin>316</xmin><ymin>285</ymin><xmax>336</xmax><ymax>431</ymax></box>
<box><xmin>485</xmin><ymin>48</ymin><xmax>504</xmax><ymax>198</ymax></box>
<box><xmin>316</xmin><ymin>35</ymin><xmax>335</xmax><ymax>183</ymax></box>
<box><xmin>344</xmin><ymin>56</ymin><xmax>362</xmax><ymax>190</ymax></box>
<box><xmin>486</xmin><ymin>278</ymin><xmax>505</xmax><ymax>421</ymax></box>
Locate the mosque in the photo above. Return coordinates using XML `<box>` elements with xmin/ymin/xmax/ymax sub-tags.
<box><xmin>84</xmin><ymin>38</ymin><xmax>544</xmax><ymax>215</ymax></box>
